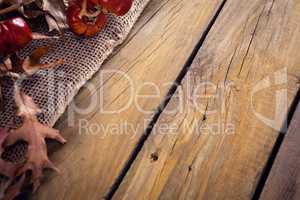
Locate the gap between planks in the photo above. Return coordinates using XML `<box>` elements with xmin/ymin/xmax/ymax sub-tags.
<box><xmin>35</xmin><ymin>0</ymin><xmax>230</xmax><ymax>199</ymax></box>
<box><xmin>253</xmin><ymin>88</ymin><xmax>300</xmax><ymax>200</ymax></box>
<box><xmin>105</xmin><ymin>0</ymin><xmax>228</xmax><ymax>199</ymax></box>
<box><xmin>259</xmin><ymin>90</ymin><xmax>300</xmax><ymax>199</ymax></box>
<box><xmin>111</xmin><ymin>0</ymin><xmax>300</xmax><ymax>199</ymax></box>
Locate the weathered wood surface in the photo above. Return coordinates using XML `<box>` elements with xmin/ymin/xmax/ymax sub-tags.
<box><xmin>260</xmin><ymin>102</ymin><xmax>300</xmax><ymax>200</ymax></box>
<box><xmin>114</xmin><ymin>0</ymin><xmax>300</xmax><ymax>199</ymax></box>
<box><xmin>36</xmin><ymin>0</ymin><xmax>225</xmax><ymax>199</ymax></box>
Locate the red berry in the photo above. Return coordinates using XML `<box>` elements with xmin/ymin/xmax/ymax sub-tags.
<box><xmin>0</xmin><ymin>17</ymin><xmax>33</xmax><ymax>56</ymax></box>
<box><xmin>67</xmin><ymin>0</ymin><xmax>107</xmax><ymax>37</ymax></box>
<box><xmin>98</xmin><ymin>0</ymin><xmax>133</xmax><ymax>16</ymax></box>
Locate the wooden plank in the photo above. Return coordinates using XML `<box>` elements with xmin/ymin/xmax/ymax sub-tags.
<box><xmin>114</xmin><ymin>0</ymin><xmax>300</xmax><ymax>199</ymax></box>
<box><xmin>35</xmin><ymin>0</ymin><xmax>225</xmax><ymax>199</ymax></box>
<box><xmin>260</xmin><ymin>101</ymin><xmax>300</xmax><ymax>200</ymax></box>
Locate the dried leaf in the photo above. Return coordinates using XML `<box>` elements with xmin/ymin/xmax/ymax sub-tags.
<box><xmin>40</xmin><ymin>0</ymin><xmax>68</xmax><ymax>31</ymax></box>
<box><xmin>22</xmin><ymin>46</ymin><xmax>64</xmax><ymax>75</ymax></box>
<box><xmin>0</xmin><ymin>58</ymin><xmax>13</xmax><ymax>75</ymax></box>
<box><xmin>5</xmin><ymin>47</ymin><xmax>63</xmax><ymax>77</ymax></box>
<box><xmin>13</xmin><ymin>84</ymin><xmax>41</xmax><ymax>117</ymax></box>
<box><xmin>2</xmin><ymin>0</ymin><xmax>22</xmax><ymax>7</ymax></box>
<box><xmin>0</xmin><ymin>129</ymin><xmax>19</xmax><ymax>179</ymax></box>
<box><xmin>1</xmin><ymin>0</ymin><xmax>67</xmax><ymax>32</ymax></box>
<box><xmin>44</xmin><ymin>14</ymin><xmax>58</xmax><ymax>32</ymax></box>
<box><xmin>0</xmin><ymin>129</ymin><xmax>20</xmax><ymax>199</ymax></box>
<box><xmin>22</xmin><ymin>5</ymin><xmax>44</xmax><ymax>18</ymax></box>
<box><xmin>0</xmin><ymin>158</ymin><xmax>18</xmax><ymax>180</ymax></box>
<box><xmin>0</xmin><ymin>0</ymin><xmax>38</xmax><ymax>17</ymax></box>
<box><xmin>5</xmin><ymin>85</ymin><xmax>66</xmax><ymax>191</ymax></box>
<box><xmin>3</xmin><ymin>174</ymin><xmax>25</xmax><ymax>200</ymax></box>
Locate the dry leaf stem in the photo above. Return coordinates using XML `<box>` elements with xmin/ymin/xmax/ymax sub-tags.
<box><xmin>0</xmin><ymin>0</ymin><xmax>36</xmax><ymax>15</ymax></box>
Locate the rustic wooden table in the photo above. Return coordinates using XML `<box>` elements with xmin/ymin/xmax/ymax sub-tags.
<box><xmin>35</xmin><ymin>0</ymin><xmax>300</xmax><ymax>199</ymax></box>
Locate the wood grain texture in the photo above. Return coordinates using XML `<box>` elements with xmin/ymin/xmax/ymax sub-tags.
<box><xmin>114</xmin><ymin>0</ymin><xmax>300</xmax><ymax>199</ymax></box>
<box><xmin>261</xmin><ymin>102</ymin><xmax>300</xmax><ymax>200</ymax></box>
<box><xmin>35</xmin><ymin>0</ymin><xmax>224</xmax><ymax>199</ymax></box>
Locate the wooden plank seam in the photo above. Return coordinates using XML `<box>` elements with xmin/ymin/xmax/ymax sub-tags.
<box><xmin>105</xmin><ymin>0</ymin><xmax>228</xmax><ymax>199</ymax></box>
<box><xmin>252</xmin><ymin>88</ymin><xmax>300</xmax><ymax>200</ymax></box>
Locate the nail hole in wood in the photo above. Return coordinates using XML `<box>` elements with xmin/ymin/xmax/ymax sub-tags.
<box><xmin>150</xmin><ymin>152</ymin><xmax>159</xmax><ymax>162</ymax></box>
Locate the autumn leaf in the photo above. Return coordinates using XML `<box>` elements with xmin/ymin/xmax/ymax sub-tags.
<box><xmin>1</xmin><ymin>47</ymin><xmax>63</xmax><ymax>77</ymax></box>
<box><xmin>21</xmin><ymin>46</ymin><xmax>64</xmax><ymax>75</ymax></box>
<box><xmin>4</xmin><ymin>85</ymin><xmax>66</xmax><ymax>191</ymax></box>
<box><xmin>0</xmin><ymin>0</ymin><xmax>40</xmax><ymax>18</ymax></box>
<box><xmin>0</xmin><ymin>129</ymin><xmax>19</xmax><ymax>180</ymax></box>
<box><xmin>0</xmin><ymin>54</ymin><xmax>64</xmax><ymax>196</ymax></box>
<box><xmin>0</xmin><ymin>129</ymin><xmax>20</xmax><ymax>200</ymax></box>
<box><xmin>37</xmin><ymin>0</ymin><xmax>68</xmax><ymax>31</ymax></box>
<box><xmin>0</xmin><ymin>0</ymin><xmax>68</xmax><ymax>32</ymax></box>
<box><xmin>3</xmin><ymin>174</ymin><xmax>25</xmax><ymax>200</ymax></box>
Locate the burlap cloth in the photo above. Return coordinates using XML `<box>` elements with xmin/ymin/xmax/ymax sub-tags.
<box><xmin>0</xmin><ymin>0</ymin><xmax>150</xmax><ymax>174</ymax></box>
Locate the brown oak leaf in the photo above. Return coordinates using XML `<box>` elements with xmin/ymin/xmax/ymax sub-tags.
<box><xmin>3</xmin><ymin>174</ymin><xmax>25</xmax><ymax>200</ymax></box>
<box><xmin>0</xmin><ymin>129</ymin><xmax>20</xmax><ymax>200</ymax></box>
<box><xmin>5</xmin><ymin>85</ymin><xmax>66</xmax><ymax>192</ymax></box>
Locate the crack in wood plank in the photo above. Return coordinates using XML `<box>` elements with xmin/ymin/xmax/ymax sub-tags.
<box><xmin>113</xmin><ymin>0</ymin><xmax>300</xmax><ymax>199</ymax></box>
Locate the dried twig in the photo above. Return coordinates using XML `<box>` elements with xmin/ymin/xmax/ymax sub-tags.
<box><xmin>0</xmin><ymin>0</ymin><xmax>36</xmax><ymax>15</ymax></box>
